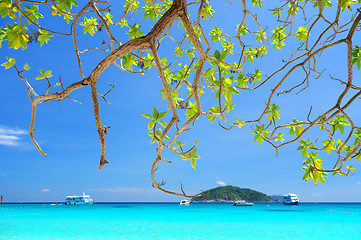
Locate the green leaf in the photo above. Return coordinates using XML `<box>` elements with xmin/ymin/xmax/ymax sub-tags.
<box><xmin>322</xmin><ymin>139</ymin><xmax>335</xmax><ymax>154</ymax></box>
<box><xmin>23</xmin><ymin>63</ymin><xmax>30</xmax><ymax>70</ymax></box>
<box><xmin>23</xmin><ymin>4</ymin><xmax>43</xmax><ymax>24</ymax></box>
<box><xmin>266</xmin><ymin>103</ymin><xmax>281</xmax><ymax>122</ymax></box>
<box><xmin>124</xmin><ymin>0</ymin><xmax>139</xmax><ymax>14</ymax></box>
<box><xmin>245</xmin><ymin>47</ymin><xmax>258</xmax><ymax>64</ymax></box>
<box><xmin>272</xmin><ymin>7</ymin><xmax>283</xmax><ymax>17</ymax></box>
<box><xmin>173</xmin><ymin>140</ymin><xmax>186</xmax><ymax>150</ymax></box>
<box><xmin>152</xmin><ymin>107</ymin><xmax>159</xmax><ymax>119</ymax></box>
<box><xmin>330</xmin><ymin>115</ymin><xmax>350</xmax><ymax>134</ymax></box>
<box><xmin>122</xmin><ymin>54</ymin><xmax>137</xmax><ymax>71</ymax></box>
<box><xmin>288</xmin><ymin>119</ymin><xmax>304</xmax><ymax>137</ymax></box>
<box><xmin>147</xmin><ymin>128</ymin><xmax>168</xmax><ymax>144</ymax></box>
<box><xmin>38</xmin><ymin>29</ymin><xmax>53</xmax><ymax>46</ymax></box>
<box><xmin>236</xmin><ymin>117</ymin><xmax>245</xmax><ymax>128</ymax></box>
<box><xmin>313</xmin><ymin>0</ymin><xmax>332</xmax><ymax>11</ymax></box>
<box><xmin>222</xmin><ymin>42</ymin><xmax>234</xmax><ymax>54</ymax></box>
<box><xmin>185</xmin><ymin>101</ymin><xmax>197</xmax><ymax>120</ymax></box>
<box><xmin>236</xmin><ymin>74</ymin><xmax>249</xmax><ymax>89</ymax></box>
<box><xmin>346</xmin><ymin>165</ymin><xmax>356</xmax><ymax>172</ymax></box>
<box><xmin>275</xmin><ymin>133</ymin><xmax>285</xmax><ymax>142</ymax></box>
<box><xmin>36</xmin><ymin>69</ymin><xmax>52</xmax><ymax>80</ymax></box>
<box><xmin>174</xmin><ymin>46</ymin><xmax>183</xmax><ymax>58</ymax></box>
<box><xmin>79</xmin><ymin>17</ymin><xmax>99</xmax><ymax>36</ymax></box>
<box><xmin>158</xmin><ymin>120</ymin><xmax>167</xmax><ymax>128</ymax></box>
<box><xmin>158</xmin><ymin>111</ymin><xmax>167</xmax><ymax>119</ymax></box>
<box><xmin>0</xmin><ymin>1</ymin><xmax>18</xmax><ymax>19</ymax></box>
<box><xmin>204</xmin><ymin>67</ymin><xmax>217</xmax><ymax>78</ymax></box>
<box><xmin>141</xmin><ymin>113</ymin><xmax>153</xmax><ymax>119</ymax></box>
<box><xmin>224</xmin><ymin>90</ymin><xmax>231</xmax><ymax>104</ymax></box>
<box><xmin>182</xmin><ymin>148</ymin><xmax>200</xmax><ymax>169</ymax></box>
<box><xmin>209</xmin><ymin>26</ymin><xmax>223</xmax><ymax>42</ymax></box>
<box><xmin>190</xmin><ymin>158</ymin><xmax>196</xmax><ymax>169</ymax></box>
<box><xmin>251</xmin><ymin>124</ymin><xmax>270</xmax><ymax>146</ymax></box>
<box><xmin>119</xmin><ymin>19</ymin><xmax>128</xmax><ymax>28</ymax></box>
<box><xmin>219</xmin><ymin>49</ymin><xmax>229</xmax><ymax>61</ymax></box>
<box><xmin>1</xmin><ymin>56</ymin><xmax>15</xmax><ymax>69</ymax></box>
<box><xmin>237</xmin><ymin>24</ymin><xmax>248</xmax><ymax>36</ymax></box>
<box><xmin>296</xmin><ymin>25</ymin><xmax>308</xmax><ymax>42</ymax></box>
<box><xmin>56</xmin><ymin>0</ymin><xmax>78</xmax><ymax>12</ymax></box>
<box><xmin>252</xmin><ymin>0</ymin><xmax>262</xmax><ymax>8</ymax></box>
<box><xmin>147</xmin><ymin>120</ymin><xmax>156</xmax><ymax>131</ymax></box>
<box><xmin>185</xmin><ymin>49</ymin><xmax>195</xmax><ymax>61</ymax></box>
<box><xmin>63</xmin><ymin>14</ymin><xmax>73</xmax><ymax>24</ymax></box>
<box><xmin>4</xmin><ymin>23</ymin><xmax>29</xmax><ymax>50</ymax></box>
<box><xmin>271</xmin><ymin>25</ymin><xmax>287</xmax><ymax>50</ymax></box>
<box><xmin>287</xmin><ymin>2</ymin><xmax>299</xmax><ymax>14</ymax></box>
<box><xmin>142</xmin><ymin>2</ymin><xmax>161</xmax><ymax>22</ymax></box>
<box><xmin>104</xmin><ymin>12</ymin><xmax>113</xmax><ymax>25</ymax></box>
<box><xmin>200</xmin><ymin>4</ymin><xmax>215</xmax><ymax>20</ymax></box>
<box><xmin>253</xmin><ymin>69</ymin><xmax>262</xmax><ymax>83</ymax></box>
<box><xmin>44</xmin><ymin>70</ymin><xmax>52</xmax><ymax>78</ymax></box>
<box><xmin>126</xmin><ymin>23</ymin><xmax>144</xmax><ymax>39</ymax></box>
<box><xmin>255</xmin><ymin>30</ymin><xmax>267</xmax><ymax>43</ymax></box>
<box><xmin>341</xmin><ymin>0</ymin><xmax>358</xmax><ymax>11</ymax></box>
<box><xmin>214</xmin><ymin>50</ymin><xmax>221</xmax><ymax>60</ymax></box>
<box><xmin>352</xmin><ymin>46</ymin><xmax>361</xmax><ymax>70</ymax></box>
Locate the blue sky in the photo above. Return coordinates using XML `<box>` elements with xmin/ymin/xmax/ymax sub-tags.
<box><xmin>1</xmin><ymin>1</ymin><xmax>361</xmax><ymax>202</ymax></box>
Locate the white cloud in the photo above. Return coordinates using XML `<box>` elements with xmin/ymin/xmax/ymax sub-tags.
<box><xmin>92</xmin><ymin>187</ymin><xmax>157</xmax><ymax>194</ymax></box>
<box><xmin>0</xmin><ymin>128</ymin><xmax>27</xmax><ymax>135</ymax></box>
<box><xmin>217</xmin><ymin>181</ymin><xmax>227</xmax><ymax>186</ymax></box>
<box><xmin>0</xmin><ymin>136</ymin><xmax>20</xmax><ymax>146</ymax></box>
<box><xmin>0</xmin><ymin>126</ymin><xmax>27</xmax><ymax>146</ymax></box>
<box><xmin>357</xmin><ymin>182</ymin><xmax>361</xmax><ymax>185</ymax></box>
<box><xmin>0</xmin><ymin>135</ymin><xmax>20</xmax><ymax>140</ymax></box>
<box><xmin>41</xmin><ymin>189</ymin><xmax>51</xmax><ymax>192</ymax></box>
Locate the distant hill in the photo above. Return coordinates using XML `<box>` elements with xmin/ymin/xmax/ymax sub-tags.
<box><xmin>191</xmin><ymin>185</ymin><xmax>275</xmax><ymax>203</ymax></box>
<box><xmin>271</xmin><ymin>195</ymin><xmax>284</xmax><ymax>202</ymax></box>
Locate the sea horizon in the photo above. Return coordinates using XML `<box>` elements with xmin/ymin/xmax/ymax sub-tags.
<box><xmin>2</xmin><ymin>201</ymin><xmax>361</xmax><ymax>204</ymax></box>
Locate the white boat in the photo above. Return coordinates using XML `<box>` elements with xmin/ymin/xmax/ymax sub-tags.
<box><xmin>233</xmin><ymin>200</ymin><xmax>254</xmax><ymax>206</ymax></box>
<box><xmin>65</xmin><ymin>193</ymin><xmax>93</xmax><ymax>205</ymax></box>
<box><xmin>50</xmin><ymin>203</ymin><xmax>63</xmax><ymax>206</ymax></box>
<box><xmin>180</xmin><ymin>200</ymin><xmax>190</xmax><ymax>205</ymax></box>
<box><xmin>283</xmin><ymin>193</ymin><xmax>299</xmax><ymax>205</ymax></box>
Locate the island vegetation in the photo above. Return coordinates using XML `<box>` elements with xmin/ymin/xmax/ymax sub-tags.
<box><xmin>191</xmin><ymin>186</ymin><xmax>275</xmax><ymax>203</ymax></box>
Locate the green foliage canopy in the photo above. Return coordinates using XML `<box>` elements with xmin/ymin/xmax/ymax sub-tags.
<box><xmin>1</xmin><ymin>0</ymin><xmax>361</xmax><ymax>197</ymax></box>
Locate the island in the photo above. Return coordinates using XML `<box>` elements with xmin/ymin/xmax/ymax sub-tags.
<box><xmin>191</xmin><ymin>185</ymin><xmax>276</xmax><ymax>203</ymax></box>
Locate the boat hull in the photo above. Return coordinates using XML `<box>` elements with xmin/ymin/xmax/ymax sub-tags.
<box><xmin>65</xmin><ymin>202</ymin><xmax>93</xmax><ymax>205</ymax></box>
<box><xmin>283</xmin><ymin>202</ymin><xmax>299</xmax><ymax>205</ymax></box>
<box><xmin>233</xmin><ymin>203</ymin><xmax>254</xmax><ymax>206</ymax></box>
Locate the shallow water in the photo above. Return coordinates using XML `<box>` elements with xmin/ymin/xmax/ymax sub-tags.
<box><xmin>1</xmin><ymin>203</ymin><xmax>361</xmax><ymax>239</ymax></box>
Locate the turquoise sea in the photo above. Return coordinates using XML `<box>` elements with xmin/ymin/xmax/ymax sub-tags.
<box><xmin>1</xmin><ymin>203</ymin><xmax>361</xmax><ymax>239</ymax></box>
